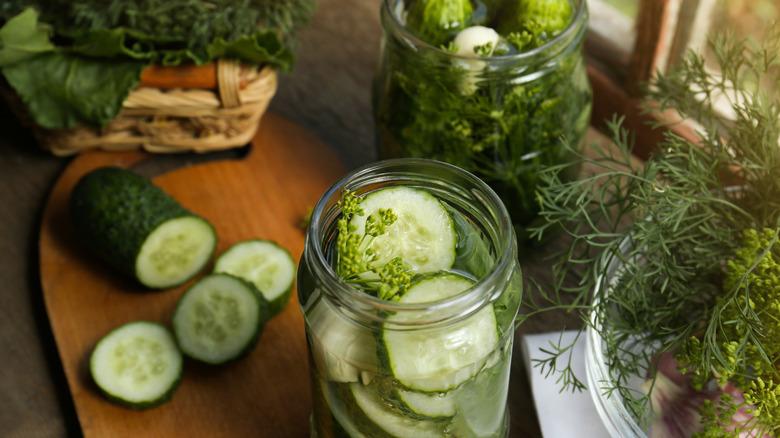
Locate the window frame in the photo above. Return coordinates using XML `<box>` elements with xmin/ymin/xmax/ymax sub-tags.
<box><xmin>585</xmin><ymin>0</ymin><xmax>717</xmax><ymax>159</ymax></box>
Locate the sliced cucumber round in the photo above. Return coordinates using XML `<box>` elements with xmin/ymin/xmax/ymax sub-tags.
<box><xmin>213</xmin><ymin>239</ymin><xmax>296</xmax><ymax>316</ymax></box>
<box><xmin>172</xmin><ymin>273</ymin><xmax>270</xmax><ymax>365</ymax></box>
<box><xmin>349</xmin><ymin>186</ymin><xmax>456</xmax><ymax>275</ymax></box>
<box><xmin>135</xmin><ymin>216</ymin><xmax>217</xmax><ymax>289</ymax></box>
<box><xmin>69</xmin><ymin>166</ymin><xmax>217</xmax><ymax>289</ymax></box>
<box><xmin>382</xmin><ymin>272</ymin><xmax>499</xmax><ymax>392</ymax></box>
<box><xmin>90</xmin><ymin>320</ymin><xmax>183</xmax><ymax>410</ymax></box>
<box><xmin>346</xmin><ymin>383</ymin><xmax>447</xmax><ymax>438</ymax></box>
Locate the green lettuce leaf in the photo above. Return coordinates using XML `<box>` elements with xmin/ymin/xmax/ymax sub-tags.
<box><xmin>0</xmin><ymin>8</ymin><xmax>54</xmax><ymax>65</ymax></box>
<box><xmin>67</xmin><ymin>27</ymin><xmax>294</xmax><ymax>71</ymax></box>
<box><xmin>2</xmin><ymin>51</ymin><xmax>147</xmax><ymax>129</ymax></box>
<box><xmin>207</xmin><ymin>33</ymin><xmax>294</xmax><ymax>72</ymax></box>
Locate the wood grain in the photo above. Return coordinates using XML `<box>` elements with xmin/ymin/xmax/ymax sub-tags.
<box><xmin>38</xmin><ymin>113</ymin><xmax>347</xmax><ymax>438</ymax></box>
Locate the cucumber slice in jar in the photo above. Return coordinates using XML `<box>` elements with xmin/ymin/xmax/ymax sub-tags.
<box><xmin>345</xmin><ymin>383</ymin><xmax>447</xmax><ymax>438</ymax></box>
<box><xmin>381</xmin><ymin>272</ymin><xmax>499</xmax><ymax>392</ymax></box>
<box><xmin>394</xmin><ymin>387</ymin><xmax>458</xmax><ymax>420</ymax></box>
<box><xmin>172</xmin><ymin>273</ymin><xmax>270</xmax><ymax>365</ymax></box>
<box><xmin>89</xmin><ymin>320</ymin><xmax>183</xmax><ymax>410</ymax></box>
<box><xmin>214</xmin><ymin>239</ymin><xmax>296</xmax><ymax>316</ymax></box>
<box><xmin>305</xmin><ymin>292</ymin><xmax>379</xmax><ymax>383</ymax></box>
<box><xmin>349</xmin><ymin>186</ymin><xmax>456</xmax><ymax>275</ymax></box>
<box><xmin>69</xmin><ymin>166</ymin><xmax>217</xmax><ymax>289</ymax></box>
<box><xmin>316</xmin><ymin>380</ymin><xmax>369</xmax><ymax>438</ymax></box>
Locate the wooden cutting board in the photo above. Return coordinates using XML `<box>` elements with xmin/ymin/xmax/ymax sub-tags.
<box><xmin>39</xmin><ymin>113</ymin><xmax>347</xmax><ymax>437</ymax></box>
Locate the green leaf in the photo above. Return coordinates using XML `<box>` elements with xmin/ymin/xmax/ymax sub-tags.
<box><xmin>0</xmin><ymin>8</ymin><xmax>55</xmax><ymax>66</ymax></box>
<box><xmin>2</xmin><ymin>52</ymin><xmax>147</xmax><ymax>129</ymax></box>
<box><xmin>65</xmin><ymin>27</ymin><xmax>295</xmax><ymax>71</ymax></box>
<box><xmin>69</xmin><ymin>28</ymin><xmax>156</xmax><ymax>60</ymax></box>
<box><xmin>207</xmin><ymin>32</ymin><xmax>295</xmax><ymax>73</ymax></box>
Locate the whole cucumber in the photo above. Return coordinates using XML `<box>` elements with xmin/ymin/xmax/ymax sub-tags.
<box><xmin>69</xmin><ymin>166</ymin><xmax>217</xmax><ymax>289</ymax></box>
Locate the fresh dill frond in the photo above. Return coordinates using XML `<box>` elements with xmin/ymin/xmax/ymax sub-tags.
<box><xmin>335</xmin><ymin>190</ymin><xmax>412</xmax><ymax>300</ymax></box>
<box><xmin>527</xmin><ymin>26</ymin><xmax>780</xmax><ymax>435</ymax></box>
<box><xmin>473</xmin><ymin>42</ymin><xmax>494</xmax><ymax>57</ymax></box>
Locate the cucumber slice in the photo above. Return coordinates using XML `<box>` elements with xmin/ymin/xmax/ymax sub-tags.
<box><xmin>346</xmin><ymin>383</ymin><xmax>447</xmax><ymax>438</ymax></box>
<box><xmin>315</xmin><ymin>380</ymin><xmax>369</xmax><ymax>438</ymax></box>
<box><xmin>69</xmin><ymin>166</ymin><xmax>217</xmax><ymax>289</ymax></box>
<box><xmin>395</xmin><ymin>387</ymin><xmax>457</xmax><ymax>419</ymax></box>
<box><xmin>449</xmin><ymin>348</ymin><xmax>512</xmax><ymax>437</ymax></box>
<box><xmin>172</xmin><ymin>273</ymin><xmax>270</xmax><ymax>364</ymax></box>
<box><xmin>382</xmin><ymin>272</ymin><xmax>499</xmax><ymax>392</ymax></box>
<box><xmin>350</xmin><ymin>187</ymin><xmax>456</xmax><ymax>275</ymax></box>
<box><xmin>214</xmin><ymin>239</ymin><xmax>296</xmax><ymax>316</ymax></box>
<box><xmin>89</xmin><ymin>320</ymin><xmax>183</xmax><ymax>410</ymax></box>
<box><xmin>305</xmin><ymin>291</ymin><xmax>379</xmax><ymax>383</ymax></box>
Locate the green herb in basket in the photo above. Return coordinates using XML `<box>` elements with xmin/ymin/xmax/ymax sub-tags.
<box><xmin>525</xmin><ymin>28</ymin><xmax>780</xmax><ymax>436</ymax></box>
<box><xmin>0</xmin><ymin>0</ymin><xmax>316</xmax><ymax>130</ymax></box>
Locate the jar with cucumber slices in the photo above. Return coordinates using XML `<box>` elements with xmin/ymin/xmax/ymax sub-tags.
<box><xmin>373</xmin><ymin>0</ymin><xmax>592</xmax><ymax>251</ymax></box>
<box><xmin>298</xmin><ymin>158</ymin><xmax>523</xmax><ymax>437</ymax></box>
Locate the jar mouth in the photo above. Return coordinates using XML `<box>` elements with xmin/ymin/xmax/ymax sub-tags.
<box><xmin>303</xmin><ymin>158</ymin><xmax>518</xmax><ymax>327</ymax></box>
<box><xmin>382</xmin><ymin>0</ymin><xmax>588</xmax><ymax>62</ymax></box>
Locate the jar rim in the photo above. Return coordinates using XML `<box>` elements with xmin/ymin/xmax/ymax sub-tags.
<box><xmin>381</xmin><ymin>0</ymin><xmax>588</xmax><ymax>62</ymax></box>
<box><xmin>303</xmin><ymin>158</ymin><xmax>518</xmax><ymax>326</ymax></box>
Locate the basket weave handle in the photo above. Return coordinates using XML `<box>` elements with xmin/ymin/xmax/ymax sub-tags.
<box><xmin>217</xmin><ymin>59</ymin><xmax>242</xmax><ymax>108</ymax></box>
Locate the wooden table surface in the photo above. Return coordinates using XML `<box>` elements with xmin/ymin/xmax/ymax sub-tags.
<box><xmin>0</xmin><ymin>0</ymin><xmax>602</xmax><ymax>436</ymax></box>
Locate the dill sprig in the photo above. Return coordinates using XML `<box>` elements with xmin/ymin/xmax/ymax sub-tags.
<box><xmin>336</xmin><ymin>190</ymin><xmax>412</xmax><ymax>301</ymax></box>
<box><xmin>526</xmin><ymin>26</ymin><xmax>780</xmax><ymax>434</ymax></box>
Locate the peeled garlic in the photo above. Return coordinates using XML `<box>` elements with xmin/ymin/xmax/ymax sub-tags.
<box><xmin>451</xmin><ymin>26</ymin><xmax>500</xmax><ymax>94</ymax></box>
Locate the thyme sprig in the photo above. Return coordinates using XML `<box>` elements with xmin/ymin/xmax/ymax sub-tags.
<box><xmin>526</xmin><ymin>27</ymin><xmax>780</xmax><ymax>434</ymax></box>
<box><xmin>336</xmin><ymin>190</ymin><xmax>412</xmax><ymax>301</ymax></box>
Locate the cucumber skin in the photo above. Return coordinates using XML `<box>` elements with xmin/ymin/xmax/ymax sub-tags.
<box><xmin>99</xmin><ymin>380</ymin><xmax>181</xmax><ymax>411</ymax></box>
<box><xmin>69</xmin><ymin>166</ymin><xmax>216</xmax><ymax>288</ymax></box>
<box><xmin>336</xmin><ymin>384</ymin><xmax>397</xmax><ymax>438</ymax></box>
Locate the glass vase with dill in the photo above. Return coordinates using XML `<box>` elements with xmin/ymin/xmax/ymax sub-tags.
<box><xmin>526</xmin><ymin>28</ymin><xmax>780</xmax><ymax>437</ymax></box>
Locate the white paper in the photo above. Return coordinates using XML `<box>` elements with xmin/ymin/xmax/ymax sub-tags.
<box><xmin>521</xmin><ymin>331</ymin><xmax>611</xmax><ymax>438</ymax></box>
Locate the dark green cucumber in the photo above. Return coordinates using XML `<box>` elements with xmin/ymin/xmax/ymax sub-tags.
<box><xmin>69</xmin><ymin>166</ymin><xmax>217</xmax><ymax>289</ymax></box>
<box><xmin>90</xmin><ymin>320</ymin><xmax>183</xmax><ymax>410</ymax></box>
<box><xmin>172</xmin><ymin>273</ymin><xmax>271</xmax><ymax>364</ymax></box>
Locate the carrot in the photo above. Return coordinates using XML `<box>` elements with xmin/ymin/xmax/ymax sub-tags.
<box><xmin>138</xmin><ymin>64</ymin><xmax>217</xmax><ymax>89</ymax></box>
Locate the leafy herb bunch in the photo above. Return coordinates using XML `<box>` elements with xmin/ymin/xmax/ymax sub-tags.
<box><xmin>0</xmin><ymin>0</ymin><xmax>316</xmax><ymax>129</ymax></box>
<box><xmin>526</xmin><ymin>28</ymin><xmax>780</xmax><ymax>435</ymax></box>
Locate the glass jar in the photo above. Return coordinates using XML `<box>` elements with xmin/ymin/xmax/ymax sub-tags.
<box><xmin>373</xmin><ymin>0</ymin><xmax>592</xmax><ymax>251</ymax></box>
<box><xmin>298</xmin><ymin>158</ymin><xmax>523</xmax><ymax>437</ymax></box>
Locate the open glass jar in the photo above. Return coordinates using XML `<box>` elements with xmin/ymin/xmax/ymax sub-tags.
<box><xmin>298</xmin><ymin>158</ymin><xmax>523</xmax><ymax>437</ymax></box>
<box><xmin>373</xmin><ymin>0</ymin><xmax>592</xmax><ymax>250</ymax></box>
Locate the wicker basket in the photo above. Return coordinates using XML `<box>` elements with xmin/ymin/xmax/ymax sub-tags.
<box><xmin>7</xmin><ymin>59</ymin><xmax>277</xmax><ymax>156</ymax></box>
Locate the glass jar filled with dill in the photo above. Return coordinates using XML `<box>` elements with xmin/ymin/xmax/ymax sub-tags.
<box><xmin>297</xmin><ymin>158</ymin><xmax>523</xmax><ymax>437</ymax></box>
<box><xmin>373</xmin><ymin>0</ymin><xmax>592</xmax><ymax>250</ymax></box>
